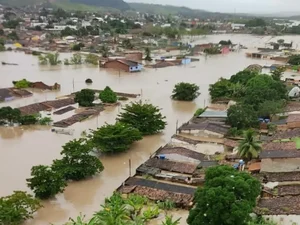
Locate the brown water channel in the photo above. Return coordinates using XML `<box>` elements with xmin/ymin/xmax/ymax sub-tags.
<box><xmin>0</xmin><ymin>34</ymin><xmax>298</xmax><ymax>224</ymax></box>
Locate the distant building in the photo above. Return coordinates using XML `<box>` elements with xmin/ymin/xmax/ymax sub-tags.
<box><xmin>231</xmin><ymin>23</ymin><xmax>246</xmax><ymax>30</ymax></box>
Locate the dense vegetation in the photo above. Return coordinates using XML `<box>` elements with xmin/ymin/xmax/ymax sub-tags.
<box><xmin>187</xmin><ymin>165</ymin><xmax>261</xmax><ymax>225</ymax></box>
<box><xmin>0</xmin><ymin>107</ymin><xmax>52</xmax><ymax>126</ymax></box>
<box><xmin>209</xmin><ymin>69</ymin><xmax>287</xmax><ymax>130</ymax></box>
<box><xmin>70</xmin><ymin>0</ymin><xmax>130</xmax><ymax>10</ymax></box>
<box><xmin>0</xmin><ymin>191</ymin><xmax>41</xmax><ymax>225</ymax></box>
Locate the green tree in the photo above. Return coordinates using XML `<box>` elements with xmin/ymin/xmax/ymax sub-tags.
<box><xmin>277</xmin><ymin>39</ymin><xmax>285</xmax><ymax>45</ymax></box>
<box><xmin>72</xmin><ymin>44</ymin><xmax>82</xmax><ymax>51</ymax></box>
<box><xmin>70</xmin><ymin>53</ymin><xmax>83</xmax><ymax>65</ymax></box>
<box><xmin>171</xmin><ymin>82</ymin><xmax>200</xmax><ymax>101</ymax></box>
<box><xmin>257</xmin><ymin>100</ymin><xmax>285</xmax><ymax>118</ymax></box>
<box><xmin>0</xmin><ymin>29</ymin><xmax>4</xmax><ymax>35</ymax></box>
<box><xmin>38</xmin><ymin>117</ymin><xmax>53</xmax><ymax>125</ymax></box>
<box><xmin>244</xmin><ymin>74</ymin><xmax>287</xmax><ymax>108</ymax></box>
<box><xmin>118</xmin><ymin>101</ymin><xmax>167</xmax><ymax>135</ymax></box>
<box><xmin>85</xmin><ymin>54</ymin><xmax>99</xmax><ymax>65</ymax></box>
<box><xmin>91</xmin><ymin>123</ymin><xmax>142</xmax><ymax>153</ymax></box>
<box><xmin>7</xmin><ymin>31</ymin><xmax>19</xmax><ymax>40</ymax></box>
<box><xmin>46</xmin><ymin>52</ymin><xmax>61</xmax><ymax>65</ymax></box>
<box><xmin>144</xmin><ymin>47</ymin><xmax>152</xmax><ymax>61</ymax></box>
<box><xmin>26</xmin><ymin>165</ymin><xmax>67</xmax><ymax>199</ymax></box>
<box><xmin>99</xmin><ymin>86</ymin><xmax>118</xmax><ymax>103</ymax></box>
<box><xmin>209</xmin><ymin>78</ymin><xmax>233</xmax><ymax>101</ymax></box>
<box><xmin>230</xmin><ymin>70</ymin><xmax>257</xmax><ymax>85</ymax></box>
<box><xmin>227</xmin><ymin>104</ymin><xmax>258</xmax><ymax>129</ymax></box>
<box><xmin>0</xmin><ymin>44</ymin><xmax>5</xmax><ymax>52</ymax></box>
<box><xmin>75</xmin><ymin>89</ymin><xmax>95</xmax><ymax>107</ymax></box>
<box><xmin>3</xmin><ymin>20</ymin><xmax>20</xmax><ymax>29</ymax></box>
<box><xmin>219</xmin><ymin>40</ymin><xmax>232</xmax><ymax>45</ymax></box>
<box><xmin>238</xmin><ymin>130</ymin><xmax>262</xmax><ymax>161</ymax></box>
<box><xmin>271</xmin><ymin>67</ymin><xmax>285</xmax><ymax>81</ymax></box>
<box><xmin>52</xmin><ymin>139</ymin><xmax>104</xmax><ymax>181</ymax></box>
<box><xmin>187</xmin><ymin>166</ymin><xmax>261</xmax><ymax>225</ymax></box>
<box><xmin>0</xmin><ymin>191</ymin><xmax>41</xmax><ymax>225</ymax></box>
<box><xmin>246</xmin><ymin>18</ymin><xmax>266</xmax><ymax>27</ymax></box>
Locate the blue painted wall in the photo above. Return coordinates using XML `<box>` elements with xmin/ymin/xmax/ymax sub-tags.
<box><xmin>129</xmin><ymin>64</ymin><xmax>143</xmax><ymax>72</ymax></box>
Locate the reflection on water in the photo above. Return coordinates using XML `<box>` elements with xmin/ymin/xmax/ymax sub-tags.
<box><xmin>0</xmin><ymin>34</ymin><xmax>296</xmax><ymax>224</ymax></box>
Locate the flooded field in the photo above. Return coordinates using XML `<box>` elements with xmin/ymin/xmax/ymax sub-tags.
<box><xmin>1</xmin><ymin>34</ymin><xmax>300</xmax><ymax>224</ymax></box>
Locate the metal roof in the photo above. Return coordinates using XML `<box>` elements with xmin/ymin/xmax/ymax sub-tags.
<box><xmin>198</xmin><ymin>110</ymin><xmax>227</xmax><ymax>118</ymax></box>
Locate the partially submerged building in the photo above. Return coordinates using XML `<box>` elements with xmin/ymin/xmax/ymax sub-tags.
<box><xmin>102</xmin><ymin>59</ymin><xmax>143</xmax><ymax>72</ymax></box>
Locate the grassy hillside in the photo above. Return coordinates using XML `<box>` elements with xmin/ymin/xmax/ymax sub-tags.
<box><xmin>52</xmin><ymin>1</ymin><xmax>120</xmax><ymax>13</ymax></box>
<box><xmin>69</xmin><ymin>0</ymin><xmax>129</xmax><ymax>10</ymax></box>
<box><xmin>128</xmin><ymin>2</ymin><xmax>230</xmax><ymax>19</ymax></box>
<box><xmin>0</xmin><ymin>0</ymin><xmax>46</xmax><ymax>7</ymax></box>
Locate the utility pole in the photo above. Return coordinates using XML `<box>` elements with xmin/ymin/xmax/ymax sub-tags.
<box><xmin>176</xmin><ymin>120</ymin><xmax>178</xmax><ymax>134</ymax></box>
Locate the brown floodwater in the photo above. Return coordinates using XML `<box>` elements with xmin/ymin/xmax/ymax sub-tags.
<box><xmin>1</xmin><ymin>34</ymin><xmax>299</xmax><ymax>225</ymax></box>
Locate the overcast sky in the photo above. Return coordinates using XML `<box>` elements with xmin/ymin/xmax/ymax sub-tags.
<box><xmin>126</xmin><ymin>0</ymin><xmax>299</xmax><ymax>14</ymax></box>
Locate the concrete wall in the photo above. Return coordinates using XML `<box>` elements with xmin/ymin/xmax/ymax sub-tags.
<box><xmin>180</xmin><ymin>130</ymin><xmax>224</xmax><ymax>138</ymax></box>
<box><xmin>261</xmin><ymin>158</ymin><xmax>300</xmax><ymax>172</ymax></box>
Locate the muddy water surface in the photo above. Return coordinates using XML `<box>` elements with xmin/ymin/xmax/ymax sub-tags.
<box><xmin>0</xmin><ymin>34</ymin><xmax>297</xmax><ymax>224</ymax></box>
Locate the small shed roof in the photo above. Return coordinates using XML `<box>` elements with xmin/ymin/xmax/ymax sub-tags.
<box><xmin>198</xmin><ymin>110</ymin><xmax>227</xmax><ymax>118</ymax></box>
<box><xmin>248</xmin><ymin>162</ymin><xmax>261</xmax><ymax>172</ymax></box>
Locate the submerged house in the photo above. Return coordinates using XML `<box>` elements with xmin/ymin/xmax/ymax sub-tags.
<box><xmin>0</xmin><ymin>88</ymin><xmax>15</xmax><ymax>102</ymax></box>
<box><xmin>102</xmin><ymin>59</ymin><xmax>143</xmax><ymax>72</ymax></box>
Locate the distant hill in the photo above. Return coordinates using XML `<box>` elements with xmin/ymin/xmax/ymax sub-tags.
<box><xmin>0</xmin><ymin>0</ymin><xmax>130</xmax><ymax>10</ymax></box>
<box><xmin>0</xmin><ymin>0</ymin><xmax>46</xmax><ymax>7</ymax></box>
<box><xmin>69</xmin><ymin>0</ymin><xmax>130</xmax><ymax>10</ymax></box>
<box><xmin>128</xmin><ymin>3</ymin><xmax>231</xmax><ymax>19</ymax></box>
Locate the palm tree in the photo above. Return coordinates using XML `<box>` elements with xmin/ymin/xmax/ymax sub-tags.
<box><xmin>238</xmin><ymin>129</ymin><xmax>262</xmax><ymax>161</ymax></box>
<box><xmin>161</xmin><ymin>216</ymin><xmax>181</xmax><ymax>225</ymax></box>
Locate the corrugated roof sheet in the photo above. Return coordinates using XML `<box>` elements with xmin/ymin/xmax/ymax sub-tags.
<box><xmin>198</xmin><ymin>110</ymin><xmax>227</xmax><ymax>118</ymax></box>
<box><xmin>260</xmin><ymin>150</ymin><xmax>300</xmax><ymax>159</ymax></box>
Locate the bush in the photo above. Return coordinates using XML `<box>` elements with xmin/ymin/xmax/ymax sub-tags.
<box><xmin>0</xmin><ymin>191</ymin><xmax>41</xmax><ymax>225</ymax></box>
<box><xmin>194</xmin><ymin>107</ymin><xmax>207</xmax><ymax>117</ymax></box>
<box><xmin>74</xmin><ymin>89</ymin><xmax>95</xmax><ymax>107</ymax></box>
<box><xmin>171</xmin><ymin>82</ymin><xmax>200</xmax><ymax>101</ymax></box>
<box><xmin>72</xmin><ymin>44</ymin><xmax>81</xmax><ymax>51</ymax></box>
<box><xmin>19</xmin><ymin>115</ymin><xmax>38</xmax><ymax>125</ymax></box>
<box><xmin>227</xmin><ymin>104</ymin><xmax>259</xmax><ymax>129</ymax></box>
<box><xmin>85</xmin><ymin>54</ymin><xmax>99</xmax><ymax>65</ymax></box>
<box><xmin>99</xmin><ymin>86</ymin><xmax>117</xmax><ymax>103</ymax></box>
<box><xmin>14</xmin><ymin>79</ymin><xmax>31</xmax><ymax>89</ymax></box>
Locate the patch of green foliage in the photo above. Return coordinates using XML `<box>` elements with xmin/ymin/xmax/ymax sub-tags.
<box><xmin>171</xmin><ymin>82</ymin><xmax>200</xmax><ymax>101</ymax></box>
<box><xmin>99</xmin><ymin>86</ymin><xmax>117</xmax><ymax>103</ymax></box>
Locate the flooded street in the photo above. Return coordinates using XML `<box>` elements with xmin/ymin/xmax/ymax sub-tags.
<box><xmin>1</xmin><ymin>34</ymin><xmax>299</xmax><ymax>224</ymax></box>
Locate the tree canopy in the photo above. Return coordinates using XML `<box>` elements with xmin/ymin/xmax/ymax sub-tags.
<box><xmin>0</xmin><ymin>191</ymin><xmax>41</xmax><ymax>225</ymax></box>
<box><xmin>74</xmin><ymin>89</ymin><xmax>95</xmax><ymax>107</ymax></box>
<box><xmin>171</xmin><ymin>82</ymin><xmax>200</xmax><ymax>101</ymax></box>
<box><xmin>230</xmin><ymin>70</ymin><xmax>257</xmax><ymax>85</ymax></box>
<box><xmin>288</xmin><ymin>55</ymin><xmax>300</xmax><ymax>65</ymax></box>
<box><xmin>52</xmin><ymin>139</ymin><xmax>104</xmax><ymax>181</ymax></box>
<box><xmin>187</xmin><ymin>165</ymin><xmax>261</xmax><ymax>225</ymax></box>
<box><xmin>209</xmin><ymin>78</ymin><xmax>233</xmax><ymax>101</ymax></box>
<box><xmin>227</xmin><ymin>104</ymin><xmax>259</xmax><ymax>130</ymax></box>
<box><xmin>26</xmin><ymin>165</ymin><xmax>67</xmax><ymax>199</ymax></box>
<box><xmin>243</xmin><ymin>74</ymin><xmax>287</xmax><ymax>108</ymax></box>
<box><xmin>118</xmin><ymin>101</ymin><xmax>167</xmax><ymax>135</ymax></box>
<box><xmin>91</xmin><ymin>123</ymin><xmax>142</xmax><ymax>153</ymax></box>
<box><xmin>99</xmin><ymin>86</ymin><xmax>118</xmax><ymax>103</ymax></box>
